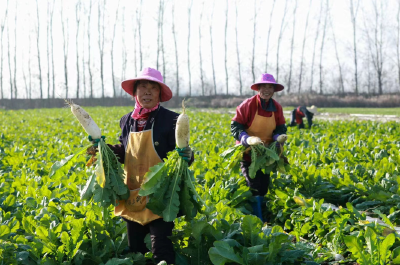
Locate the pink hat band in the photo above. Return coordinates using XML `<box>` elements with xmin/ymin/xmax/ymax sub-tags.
<box><xmin>251</xmin><ymin>73</ymin><xmax>284</xmax><ymax>92</ymax></box>
<box><xmin>121</xmin><ymin>67</ymin><xmax>173</xmax><ymax>102</ymax></box>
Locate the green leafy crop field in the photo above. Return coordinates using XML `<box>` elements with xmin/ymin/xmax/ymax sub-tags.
<box><xmin>1</xmin><ymin>107</ymin><xmax>400</xmax><ymax>264</ymax></box>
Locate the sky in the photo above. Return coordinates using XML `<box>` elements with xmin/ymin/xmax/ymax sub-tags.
<box><xmin>0</xmin><ymin>0</ymin><xmax>398</xmax><ymax>99</ymax></box>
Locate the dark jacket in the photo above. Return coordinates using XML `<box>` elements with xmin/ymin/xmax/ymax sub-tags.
<box><xmin>109</xmin><ymin>106</ymin><xmax>182</xmax><ymax>164</ymax></box>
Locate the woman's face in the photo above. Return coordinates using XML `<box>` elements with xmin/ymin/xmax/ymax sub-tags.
<box><xmin>258</xmin><ymin>84</ymin><xmax>275</xmax><ymax>101</ymax></box>
<box><xmin>135</xmin><ymin>81</ymin><xmax>161</xmax><ymax>109</ymax></box>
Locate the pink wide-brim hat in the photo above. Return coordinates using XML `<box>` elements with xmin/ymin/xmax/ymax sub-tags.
<box><xmin>251</xmin><ymin>73</ymin><xmax>284</xmax><ymax>92</ymax></box>
<box><xmin>121</xmin><ymin>67</ymin><xmax>173</xmax><ymax>102</ymax></box>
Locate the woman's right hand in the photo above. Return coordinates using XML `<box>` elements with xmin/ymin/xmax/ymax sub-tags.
<box><xmin>246</xmin><ymin>136</ymin><xmax>263</xmax><ymax>146</ymax></box>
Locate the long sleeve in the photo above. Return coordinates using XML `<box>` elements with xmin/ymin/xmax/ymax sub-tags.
<box><xmin>231</xmin><ymin>121</ymin><xmax>246</xmax><ymax>141</ymax></box>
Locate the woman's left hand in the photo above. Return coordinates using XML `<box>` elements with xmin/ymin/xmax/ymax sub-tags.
<box><xmin>177</xmin><ymin>146</ymin><xmax>193</xmax><ymax>161</ymax></box>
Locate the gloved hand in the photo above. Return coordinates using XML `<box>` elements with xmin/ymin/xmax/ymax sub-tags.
<box><xmin>273</xmin><ymin>134</ymin><xmax>283</xmax><ymax>148</ymax></box>
<box><xmin>88</xmin><ymin>135</ymin><xmax>106</xmax><ymax>147</ymax></box>
<box><xmin>240</xmin><ymin>132</ymin><xmax>263</xmax><ymax>146</ymax></box>
<box><xmin>239</xmin><ymin>132</ymin><xmax>250</xmax><ymax>147</ymax></box>
<box><xmin>177</xmin><ymin>146</ymin><xmax>192</xmax><ymax>161</ymax></box>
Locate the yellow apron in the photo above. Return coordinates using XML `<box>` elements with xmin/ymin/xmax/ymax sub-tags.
<box><xmin>114</xmin><ymin>127</ymin><xmax>163</xmax><ymax>225</ymax></box>
<box><xmin>246</xmin><ymin>100</ymin><xmax>276</xmax><ymax>144</ymax></box>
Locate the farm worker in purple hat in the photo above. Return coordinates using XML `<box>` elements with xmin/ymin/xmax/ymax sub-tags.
<box><xmin>288</xmin><ymin>105</ymin><xmax>319</xmax><ymax>129</ymax></box>
<box><xmin>107</xmin><ymin>67</ymin><xmax>194</xmax><ymax>264</ymax></box>
<box><xmin>231</xmin><ymin>73</ymin><xmax>287</xmax><ymax>222</ymax></box>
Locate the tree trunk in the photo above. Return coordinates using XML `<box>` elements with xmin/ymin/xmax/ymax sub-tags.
<box><xmin>111</xmin><ymin>0</ymin><xmax>120</xmax><ymax>98</ymax></box>
<box><xmin>319</xmin><ymin>0</ymin><xmax>328</xmax><ymax>95</ymax></box>
<box><xmin>138</xmin><ymin>0</ymin><xmax>143</xmax><ymax>71</ymax></box>
<box><xmin>0</xmin><ymin>0</ymin><xmax>8</xmax><ymax>99</ymax></box>
<box><xmin>224</xmin><ymin>0</ymin><xmax>229</xmax><ymax>94</ymax></box>
<box><xmin>121</xmin><ymin>4</ymin><xmax>126</xmax><ymax>96</ymax></box>
<box><xmin>265</xmin><ymin>0</ymin><xmax>276</xmax><ymax>72</ymax></box>
<box><xmin>187</xmin><ymin>0</ymin><xmax>193</xmax><ymax>96</ymax></box>
<box><xmin>349</xmin><ymin>0</ymin><xmax>360</xmax><ymax>94</ymax></box>
<box><xmin>88</xmin><ymin>0</ymin><xmax>93</xmax><ymax>98</ymax></box>
<box><xmin>209</xmin><ymin>0</ymin><xmax>216</xmax><ymax>95</ymax></box>
<box><xmin>50</xmin><ymin>0</ymin><xmax>55</xmax><ymax>98</ymax></box>
<box><xmin>46</xmin><ymin>0</ymin><xmax>51</xmax><ymax>99</ymax></box>
<box><xmin>310</xmin><ymin>1</ymin><xmax>323</xmax><ymax>93</ymax></box>
<box><xmin>328</xmin><ymin>6</ymin><xmax>344</xmax><ymax>94</ymax></box>
<box><xmin>298</xmin><ymin>0</ymin><xmax>312</xmax><ymax>93</ymax></box>
<box><xmin>61</xmin><ymin>2</ymin><xmax>69</xmax><ymax>98</ymax></box>
<box><xmin>397</xmin><ymin>0</ymin><xmax>400</xmax><ymax>91</ymax></box>
<box><xmin>157</xmin><ymin>0</ymin><xmax>162</xmax><ymax>70</ymax></box>
<box><xmin>160</xmin><ymin>0</ymin><xmax>165</xmax><ymax>81</ymax></box>
<box><xmin>199</xmin><ymin>1</ymin><xmax>205</xmax><ymax>96</ymax></box>
<box><xmin>7</xmin><ymin>17</ymin><xmax>12</xmax><ymax>99</ymax></box>
<box><xmin>287</xmin><ymin>0</ymin><xmax>298</xmax><ymax>93</ymax></box>
<box><xmin>172</xmin><ymin>1</ymin><xmax>179</xmax><ymax>95</ymax></box>
<box><xmin>36</xmin><ymin>0</ymin><xmax>43</xmax><ymax>98</ymax></box>
<box><xmin>235</xmin><ymin>0</ymin><xmax>242</xmax><ymax>95</ymax></box>
<box><xmin>13</xmin><ymin>0</ymin><xmax>17</xmax><ymax>99</ymax></box>
<box><xmin>276</xmin><ymin>0</ymin><xmax>288</xmax><ymax>83</ymax></box>
<box><xmin>82</xmin><ymin>9</ymin><xmax>86</xmax><ymax>99</ymax></box>
<box><xmin>98</xmin><ymin>0</ymin><xmax>105</xmax><ymax>98</ymax></box>
<box><xmin>251</xmin><ymin>0</ymin><xmax>257</xmax><ymax>83</ymax></box>
<box><xmin>75</xmin><ymin>1</ymin><xmax>81</xmax><ymax>98</ymax></box>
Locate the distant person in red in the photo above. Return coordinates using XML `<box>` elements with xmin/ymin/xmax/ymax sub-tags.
<box><xmin>288</xmin><ymin>106</ymin><xmax>318</xmax><ymax>129</ymax></box>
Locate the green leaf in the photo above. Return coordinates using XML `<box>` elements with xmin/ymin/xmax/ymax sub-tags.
<box><xmin>139</xmin><ymin>163</ymin><xmax>167</xmax><ymax>196</ymax></box>
<box><xmin>344</xmin><ymin>235</ymin><xmax>370</xmax><ymax>265</ymax></box>
<box><xmin>364</xmin><ymin>227</ymin><xmax>377</xmax><ymax>256</ymax></box>
<box><xmin>208</xmin><ymin>241</ymin><xmax>244</xmax><ymax>265</ymax></box>
<box><xmin>391</xmin><ymin>246</ymin><xmax>400</xmax><ymax>264</ymax></box>
<box><xmin>242</xmin><ymin>215</ymin><xmax>263</xmax><ymax>247</ymax></box>
<box><xmin>379</xmin><ymin>233</ymin><xmax>395</xmax><ymax>264</ymax></box>
<box><xmin>162</xmin><ymin>158</ymin><xmax>183</xmax><ymax>222</ymax></box>
<box><xmin>0</xmin><ymin>224</ymin><xmax>10</xmax><ymax>239</ymax></box>
<box><xmin>48</xmin><ymin>144</ymin><xmax>91</xmax><ymax>178</ymax></box>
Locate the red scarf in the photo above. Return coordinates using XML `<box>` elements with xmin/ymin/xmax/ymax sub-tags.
<box><xmin>131</xmin><ymin>99</ymin><xmax>160</xmax><ymax>131</ymax></box>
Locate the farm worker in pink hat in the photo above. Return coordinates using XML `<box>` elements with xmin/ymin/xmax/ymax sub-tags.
<box><xmin>288</xmin><ymin>105</ymin><xmax>319</xmax><ymax>129</ymax></box>
<box><xmin>107</xmin><ymin>67</ymin><xmax>194</xmax><ymax>264</ymax></box>
<box><xmin>230</xmin><ymin>73</ymin><xmax>287</xmax><ymax>222</ymax></box>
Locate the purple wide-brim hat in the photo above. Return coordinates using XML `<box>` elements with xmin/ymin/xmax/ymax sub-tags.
<box><xmin>251</xmin><ymin>73</ymin><xmax>284</xmax><ymax>92</ymax></box>
<box><xmin>121</xmin><ymin>67</ymin><xmax>173</xmax><ymax>102</ymax></box>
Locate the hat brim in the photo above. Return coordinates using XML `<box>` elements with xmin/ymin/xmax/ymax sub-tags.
<box><xmin>251</xmin><ymin>82</ymin><xmax>284</xmax><ymax>92</ymax></box>
<box><xmin>121</xmin><ymin>77</ymin><xmax>173</xmax><ymax>102</ymax></box>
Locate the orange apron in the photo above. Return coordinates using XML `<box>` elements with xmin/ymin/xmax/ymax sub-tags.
<box><xmin>114</xmin><ymin>126</ymin><xmax>163</xmax><ymax>225</ymax></box>
<box><xmin>246</xmin><ymin>101</ymin><xmax>276</xmax><ymax>144</ymax></box>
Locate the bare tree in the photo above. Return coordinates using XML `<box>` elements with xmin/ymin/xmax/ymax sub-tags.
<box><xmin>265</xmin><ymin>0</ymin><xmax>276</xmax><ymax>72</ymax></box>
<box><xmin>61</xmin><ymin>2</ymin><xmax>69</xmax><ymax>98</ymax></box>
<box><xmin>209</xmin><ymin>0</ymin><xmax>216</xmax><ymax>94</ymax></box>
<box><xmin>121</xmin><ymin>3</ymin><xmax>127</xmax><ymax>94</ymax></box>
<box><xmin>199</xmin><ymin>0</ymin><xmax>205</xmax><ymax>95</ymax></box>
<box><xmin>369</xmin><ymin>0</ymin><xmax>385</xmax><ymax>94</ymax></box>
<box><xmin>349</xmin><ymin>0</ymin><xmax>360</xmax><ymax>94</ymax></box>
<box><xmin>133</xmin><ymin>4</ymin><xmax>138</xmax><ymax>77</ymax></box>
<box><xmin>13</xmin><ymin>0</ymin><xmax>17</xmax><ymax>98</ymax></box>
<box><xmin>235</xmin><ymin>0</ymin><xmax>242</xmax><ymax>95</ymax></box>
<box><xmin>50</xmin><ymin>0</ymin><xmax>55</xmax><ymax>98</ymax></box>
<box><xmin>138</xmin><ymin>0</ymin><xmax>143</xmax><ymax>71</ymax></box>
<box><xmin>298</xmin><ymin>0</ymin><xmax>312</xmax><ymax>93</ymax></box>
<box><xmin>46</xmin><ymin>0</ymin><xmax>51</xmax><ymax>98</ymax></box>
<box><xmin>22</xmin><ymin>46</ymin><xmax>28</xmax><ymax>99</ymax></box>
<box><xmin>98</xmin><ymin>0</ymin><xmax>105</xmax><ymax>98</ymax></box>
<box><xmin>309</xmin><ymin>1</ymin><xmax>323</xmax><ymax>93</ymax></box>
<box><xmin>87</xmin><ymin>0</ymin><xmax>94</xmax><ymax>98</ymax></box>
<box><xmin>35</xmin><ymin>0</ymin><xmax>43</xmax><ymax>98</ymax></box>
<box><xmin>28</xmin><ymin>27</ymin><xmax>32</xmax><ymax>99</ymax></box>
<box><xmin>287</xmin><ymin>0</ymin><xmax>298</xmax><ymax>93</ymax></box>
<box><xmin>160</xmin><ymin>0</ymin><xmax>165</xmax><ymax>80</ymax></box>
<box><xmin>224</xmin><ymin>0</ymin><xmax>229</xmax><ymax>94</ymax></box>
<box><xmin>111</xmin><ymin>0</ymin><xmax>120</xmax><ymax>97</ymax></box>
<box><xmin>276</xmin><ymin>0</ymin><xmax>288</xmax><ymax>82</ymax></box>
<box><xmin>0</xmin><ymin>0</ymin><xmax>9</xmax><ymax>99</ymax></box>
<box><xmin>82</xmin><ymin>6</ymin><xmax>86</xmax><ymax>98</ymax></box>
<box><xmin>187</xmin><ymin>0</ymin><xmax>193</xmax><ymax>96</ymax></box>
<box><xmin>75</xmin><ymin>1</ymin><xmax>81</xmax><ymax>98</ymax></box>
<box><xmin>7</xmin><ymin>15</ymin><xmax>12</xmax><ymax>98</ymax></box>
<box><xmin>157</xmin><ymin>0</ymin><xmax>162</xmax><ymax>69</ymax></box>
<box><xmin>251</xmin><ymin>0</ymin><xmax>257</xmax><ymax>83</ymax></box>
<box><xmin>172</xmin><ymin>0</ymin><xmax>180</xmax><ymax>95</ymax></box>
<box><xmin>319</xmin><ymin>0</ymin><xmax>329</xmax><ymax>94</ymax></box>
<box><xmin>397</xmin><ymin>0</ymin><xmax>400</xmax><ymax>90</ymax></box>
<box><xmin>328</xmin><ymin>5</ymin><xmax>344</xmax><ymax>94</ymax></box>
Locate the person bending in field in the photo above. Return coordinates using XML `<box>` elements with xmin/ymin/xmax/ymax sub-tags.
<box><xmin>107</xmin><ymin>67</ymin><xmax>194</xmax><ymax>264</ymax></box>
<box><xmin>288</xmin><ymin>105</ymin><xmax>318</xmax><ymax>129</ymax></box>
<box><xmin>230</xmin><ymin>73</ymin><xmax>287</xmax><ymax>222</ymax></box>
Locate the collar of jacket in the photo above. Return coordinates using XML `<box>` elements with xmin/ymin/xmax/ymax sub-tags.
<box><xmin>259</xmin><ymin>97</ymin><xmax>277</xmax><ymax>112</ymax></box>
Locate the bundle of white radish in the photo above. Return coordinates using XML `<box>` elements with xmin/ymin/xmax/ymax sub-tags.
<box><xmin>139</xmin><ymin>100</ymin><xmax>204</xmax><ymax>222</ymax></box>
<box><xmin>220</xmin><ymin>134</ymin><xmax>290</xmax><ymax>178</ymax></box>
<box><xmin>49</xmin><ymin>101</ymin><xmax>129</xmax><ymax>209</ymax></box>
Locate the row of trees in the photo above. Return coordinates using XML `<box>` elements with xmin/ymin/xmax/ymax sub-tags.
<box><xmin>0</xmin><ymin>0</ymin><xmax>398</xmax><ymax>99</ymax></box>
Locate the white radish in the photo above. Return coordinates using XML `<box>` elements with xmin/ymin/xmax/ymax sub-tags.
<box><xmin>175</xmin><ymin>100</ymin><xmax>190</xmax><ymax>148</ymax></box>
<box><xmin>66</xmin><ymin>100</ymin><xmax>102</xmax><ymax>139</ymax></box>
<box><xmin>277</xmin><ymin>134</ymin><xmax>288</xmax><ymax>143</ymax></box>
<box><xmin>334</xmin><ymin>254</ymin><xmax>344</xmax><ymax>261</ymax></box>
<box><xmin>247</xmin><ymin>136</ymin><xmax>263</xmax><ymax>145</ymax></box>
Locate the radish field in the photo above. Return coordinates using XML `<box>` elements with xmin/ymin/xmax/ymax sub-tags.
<box><xmin>1</xmin><ymin>107</ymin><xmax>400</xmax><ymax>265</ymax></box>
